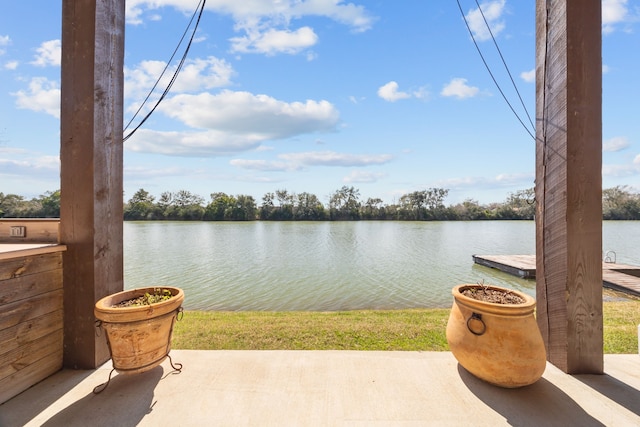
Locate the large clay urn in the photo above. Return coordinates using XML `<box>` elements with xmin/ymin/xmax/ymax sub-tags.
<box><xmin>446</xmin><ymin>284</ymin><xmax>546</xmax><ymax>388</ymax></box>
<box><xmin>95</xmin><ymin>287</ymin><xmax>184</xmax><ymax>374</ymax></box>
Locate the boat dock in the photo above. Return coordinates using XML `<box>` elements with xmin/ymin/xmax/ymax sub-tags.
<box><xmin>473</xmin><ymin>254</ymin><xmax>640</xmax><ymax>297</ymax></box>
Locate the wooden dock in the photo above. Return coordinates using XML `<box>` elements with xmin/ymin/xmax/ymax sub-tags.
<box><xmin>473</xmin><ymin>254</ymin><xmax>640</xmax><ymax>297</ymax></box>
<box><xmin>472</xmin><ymin>255</ymin><xmax>537</xmax><ymax>279</ymax></box>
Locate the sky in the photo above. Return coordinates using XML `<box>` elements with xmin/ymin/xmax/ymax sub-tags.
<box><xmin>1</xmin><ymin>1</ymin><xmax>639</xmax><ymax>206</ymax></box>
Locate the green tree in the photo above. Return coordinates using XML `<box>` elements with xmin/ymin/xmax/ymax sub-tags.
<box><xmin>362</xmin><ymin>197</ymin><xmax>385</xmax><ymax>220</ymax></box>
<box><xmin>233</xmin><ymin>195</ymin><xmax>257</xmax><ymax>220</ymax></box>
<box><xmin>204</xmin><ymin>192</ymin><xmax>235</xmax><ymax>220</ymax></box>
<box><xmin>425</xmin><ymin>188</ymin><xmax>449</xmax><ymax>218</ymax></box>
<box><xmin>329</xmin><ymin>186</ymin><xmax>360</xmax><ymax>220</ymax></box>
<box><xmin>124</xmin><ymin>188</ymin><xmax>156</xmax><ymax>220</ymax></box>
<box><xmin>156</xmin><ymin>192</ymin><xmax>174</xmax><ymax>219</ymax></box>
<box><xmin>205</xmin><ymin>193</ymin><xmax>257</xmax><ymax>220</ymax></box>
<box><xmin>399</xmin><ymin>191</ymin><xmax>427</xmax><ymax>220</ymax></box>
<box><xmin>0</xmin><ymin>193</ymin><xmax>27</xmax><ymax>217</ymax></box>
<box><xmin>450</xmin><ymin>199</ymin><xmax>491</xmax><ymax>220</ymax></box>
<box><xmin>37</xmin><ymin>190</ymin><xmax>61</xmax><ymax>217</ymax></box>
<box><xmin>502</xmin><ymin>188</ymin><xmax>535</xmax><ymax>219</ymax></box>
<box><xmin>275</xmin><ymin>189</ymin><xmax>294</xmax><ymax>220</ymax></box>
<box><xmin>294</xmin><ymin>192</ymin><xmax>326</xmax><ymax>220</ymax></box>
<box><xmin>157</xmin><ymin>190</ymin><xmax>204</xmax><ymax>220</ymax></box>
<box><xmin>603</xmin><ymin>186</ymin><xmax>640</xmax><ymax>219</ymax></box>
<box><xmin>260</xmin><ymin>192</ymin><xmax>275</xmax><ymax>220</ymax></box>
<box><xmin>398</xmin><ymin>188</ymin><xmax>449</xmax><ymax>220</ymax></box>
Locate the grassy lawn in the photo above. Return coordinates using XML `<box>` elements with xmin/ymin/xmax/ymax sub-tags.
<box><xmin>173</xmin><ymin>295</ymin><xmax>640</xmax><ymax>353</ymax></box>
<box><xmin>603</xmin><ymin>298</ymin><xmax>640</xmax><ymax>353</ymax></box>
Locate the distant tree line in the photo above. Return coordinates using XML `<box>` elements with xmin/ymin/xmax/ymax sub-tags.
<box><xmin>121</xmin><ymin>186</ymin><xmax>538</xmax><ymax>221</ymax></box>
<box><xmin>3</xmin><ymin>185</ymin><xmax>640</xmax><ymax>221</ymax></box>
<box><xmin>0</xmin><ymin>190</ymin><xmax>61</xmax><ymax>218</ymax></box>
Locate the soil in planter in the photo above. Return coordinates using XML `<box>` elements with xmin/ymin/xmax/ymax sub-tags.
<box><xmin>112</xmin><ymin>288</ymin><xmax>174</xmax><ymax>308</ymax></box>
<box><xmin>462</xmin><ymin>287</ymin><xmax>525</xmax><ymax>304</ymax></box>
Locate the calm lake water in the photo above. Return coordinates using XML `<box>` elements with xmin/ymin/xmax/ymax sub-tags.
<box><xmin>123</xmin><ymin>221</ymin><xmax>640</xmax><ymax>311</ymax></box>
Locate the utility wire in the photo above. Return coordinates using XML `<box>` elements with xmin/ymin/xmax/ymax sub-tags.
<box><xmin>473</xmin><ymin>0</ymin><xmax>535</xmax><ymax>131</ymax></box>
<box><xmin>455</xmin><ymin>0</ymin><xmax>535</xmax><ymax>141</ymax></box>
<box><xmin>123</xmin><ymin>0</ymin><xmax>207</xmax><ymax>143</ymax></box>
<box><xmin>123</xmin><ymin>1</ymin><xmax>202</xmax><ymax>133</ymax></box>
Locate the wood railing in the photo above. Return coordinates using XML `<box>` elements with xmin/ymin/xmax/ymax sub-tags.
<box><xmin>0</xmin><ymin>218</ymin><xmax>59</xmax><ymax>243</ymax></box>
<box><xmin>0</xmin><ymin>219</ymin><xmax>65</xmax><ymax>404</ymax></box>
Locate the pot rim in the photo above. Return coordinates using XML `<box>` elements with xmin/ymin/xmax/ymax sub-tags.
<box><xmin>94</xmin><ymin>286</ymin><xmax>184</xmax><ymax>323</ymax></box>
<box><xmin>452</xmin><ymin>284</ymin><xmax>535</xmax><ymax>315</ymax></box>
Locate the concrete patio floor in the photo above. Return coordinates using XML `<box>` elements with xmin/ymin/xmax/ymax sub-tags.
<box><xmin>1</xmin><ymin>351</ymin><xmax>639</xmax><ymax>426</ymax></box>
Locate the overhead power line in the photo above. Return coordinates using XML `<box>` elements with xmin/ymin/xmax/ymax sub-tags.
<box><xmin>455</xmin><ymin>0</ymin><xmax>536</xmax><ymax>141</ymax></box>
<box><xmin>123</xmin><ymin>0</ymin><xmax>207</xmax><ymax>143</ymax></box>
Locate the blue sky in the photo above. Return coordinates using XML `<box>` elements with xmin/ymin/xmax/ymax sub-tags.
<box><xmin>1</xmin><ymin>1</ymin><xmax>639</xmax><ymax>206</ymax></box>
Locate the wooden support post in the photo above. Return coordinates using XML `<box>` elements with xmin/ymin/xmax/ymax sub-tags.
<box><xmin>535</xmin><ymin>0</ymin><xmax>603</xmax><ymax>373</ymax></box>
<box><xmin>60</xmin><ymin>0</ymin><xmax>125</xmax><ymax>369</ymax></box>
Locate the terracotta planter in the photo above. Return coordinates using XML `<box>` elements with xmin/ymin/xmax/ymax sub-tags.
<box><xmin>94</xmin><ymin>287</ymin><xmax>184</xmax><ymax>375</ymax></box>
<box><xmin>446</xmin><ymin>284</ymin><xmax>546</xmax><ymax>388</ymax></box>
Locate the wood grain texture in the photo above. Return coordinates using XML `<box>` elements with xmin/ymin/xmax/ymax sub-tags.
<box><xmin>535</xmin><ymin>0</ymin><xmax>603</xmax><ymax>374</ymax></box>
<box><xmin>60</xmin><ymin>0</ymin><xmax>125</xmax><ymax>369</ymax></box>
<box><xmin>0</xmin><ymin>219</ymin><xmax>59</xmax><ymax>243</ymax></box>
<box><xmin>0</xmin><ymin>252</ymin><xmax>62</xmax><ymax>280</ymax></box>
<box><xmin>0</xmin><ymin>250</ymin><xmax>64</xmax><ymax>404</ymax></box>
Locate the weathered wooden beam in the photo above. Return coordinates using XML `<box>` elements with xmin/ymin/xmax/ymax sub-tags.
<box><xmin>535</xmin><ymin>0</ymin><xmax>603</xmax><ymax>373</ymax></box>
<box><xmin>60</xmin><ymin>0</ymin><xmax>125</xmax><ymax>369</ymax></box>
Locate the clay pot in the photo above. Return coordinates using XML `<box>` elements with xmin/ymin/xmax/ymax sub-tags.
<box><xmin>446</xmin><ymin>284</ymin><xmax>546</xmax><ymax>388</ymax></box>
<box><xmin>94</xmin><ymin>287</ymin><xmax>184</xmax><ymax>374</ymax></box>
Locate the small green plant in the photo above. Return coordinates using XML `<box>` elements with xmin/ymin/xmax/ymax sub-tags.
<box><xmin>462</xmin><ymin>280</ymin><xmax>525</xmax><ymax>304</ymax></box>
<box><xmin>113</xmin><ymin>288</ymin><xmax>174</xmax><ymax>308</ymax></box>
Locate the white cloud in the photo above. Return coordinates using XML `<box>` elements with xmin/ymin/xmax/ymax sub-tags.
<box><xmin>159</xmin><ymin>90</ymin><xmax>339</xmax><ymax>138</ymax></box>
<box><xmin>603</xmin><ymin>158</ymin><xmax>640</xmax><ymax>177</ymax></box>
<box><xmin>126</xmin><ymin>90</ymin><xmax>340</xmax><ymax>156</ymax></box>
<box><xmin>230</xmin><ymin>159</ymin><xmax>299</xmax><ymax>172</ymax></box>
<box><xmin>465</xmin><ymin>0</ymin><xmax>507</xmax><ymax>42</ymax></box>
<box><xmin>279</xmin><ymin>151</ymin><xmax>393</xmax><ymax>167</ymax></box>
<box><xmin>125</xmin><ymin>128</ymin><xmax>263</xmax><ymax>156</ymax></box>
<box><xmin>520</xmin><ymin>69</ymin><xmax>535</xmax><ymax>83</ymax></box>
<box><xmin>377</xmin><ymin>81</ymin><xmax>427</xmax><ymax>103</ymax></box>
<box><xmin>125</xmin><ymin>56</ymin><xmax>234</xmax><ymax>102</ymax></box>
<box><xmin>0</xmin><ymin>155</ymin><xmax>60</xmax><ymax>178</ymax></box>
<box><xmin>12</xmin><ymin>77</ymin><xmax>61</xmax><ymax>118</ymax></box>
<box><xmin>31</xmin><ymin>39</ymin><xmax>61</xmax><ymax>67</ymax></box>
<box><xmin>0</xmin><ymin>35</ymin><xmax>10</xmax><ymax>55</ymax></box>
<box><xmin>230</xmin><ymin>151</ymin><xmax>393</xmax><ymax>172</ymax></box>
<box><xmin>230</xmin><ymin>26</ymin><xmax>318</xmax><ymax>55</ymax></box>
<box><xmin>440</xmin><ymin>78</ymin><xmax>479</xmax><ymax>99</ymax></box>
<box><xmin>494</xmin><ymin>172</ymin><xmax>532</xmax><ymax>184</ymax></box>
<box><xmin>173</xmin><ymin>57</ymin><xmax>234</xmax><ymax>91</ymax></box>
<box><xmin>124</xmin><ymin>165</ymin><xmax>200</xmax><ymax>181</ymax></box>
<box><xmin>603</xmin><ymin>136</ymin><xmax>630</xmax><ymax>152</ymax></box>
<box><xmin>343</xmin><ymin>170</ymin><xmax>387</xmax><ymax>183</ymax></box>
<box><xmin>125</xmin><ymin>0</ymin><xmax>374</xmax><ymax>54</ymax></box>
<box><xmin>126</xmin><ymin>0</ymin><xmax>374</xmax><ymax>28</ymax></box>
<box><xmin>289</xmin><ymin>0</ymin><xmax>375</xmax><ymax>33</ymax></box>
<box><xmin>377</xmin><ymin>81</ymin><xmax>410</xmax><ymax>102</ymax></box>
<box><xmin>124</xmin><ymin>56</ymin><xmax>235</xmax><ymax>124</ymax></box>
<box><xmin>436</xmin><ymin>171</ymin><xmax>534</xmax><ymax>190</ymax></box>
<box><xmin>602</xmin><ymin>0</ymin><xmax>629</xmax><ymax>34</ymax></box>
<box><xmin>600</xmin><ymin>154</ymin><xmax>640</xmax><ymax>179</ymax></box>
<box><xmin>412</xmin><ymin>87</ymin><xmax>429</xmax><ymax>100</ymax></box>
<box><xmin>4</xmin><ymin>60</ymin><xmax>18</xmax><ymax>70</ymax></box>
